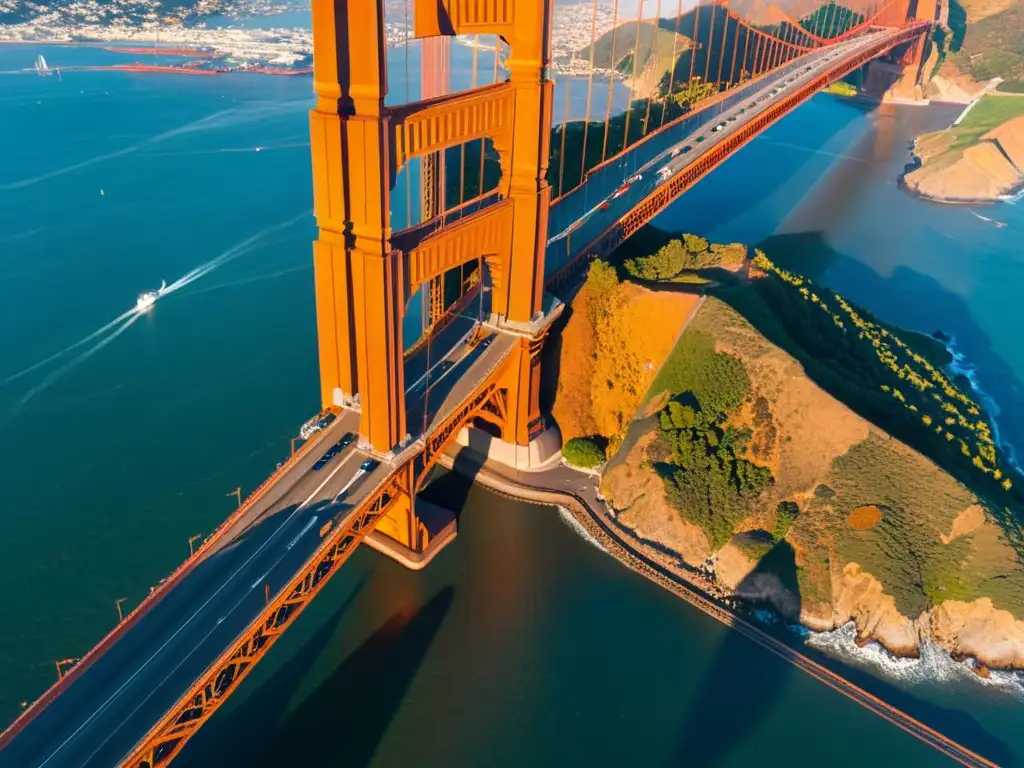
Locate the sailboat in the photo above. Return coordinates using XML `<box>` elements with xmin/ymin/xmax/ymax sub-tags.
<box><xmin>34</xmin><ymin>55</ymin><xmax>52</xmax><ymax>76</ymax></box>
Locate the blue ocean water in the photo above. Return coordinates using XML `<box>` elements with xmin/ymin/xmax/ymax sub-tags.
<box><xmin>1</xmin><ymin>40</ymin><xmax>1023</xmax><ymax>767</ymax></box>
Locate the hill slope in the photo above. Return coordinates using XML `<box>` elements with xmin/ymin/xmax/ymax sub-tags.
<box><xmin>551</xmin><ymin>239</ymin><xmax>1024</xmax><ymax>670</ymax></box>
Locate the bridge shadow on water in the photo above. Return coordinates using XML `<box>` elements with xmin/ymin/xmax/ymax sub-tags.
<box><xmin>178</xmin><ymin>582</ymin><xmax>454</xmax><ymax>767</ymax></box>
<box><xmin>667</xmin><ymin>539</ymin><xmax>800</xmax><ymax>766</ymax></box>
<box><xmin>667</xmin><ymin>538</ymin><xmax>1016</xmax><ymax>766</ymax></box>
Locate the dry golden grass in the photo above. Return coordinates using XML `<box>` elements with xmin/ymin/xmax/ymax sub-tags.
<box><xmin>602</xmin><ymin>432</ymin><xmax>712</xmax><ymax>566</ymax></box>
<box><xmin>686</xmin><ymin>298</ymin><xmax>872</xmax><ymax>501</ymax></box>
<box><xmin>848</xmin><ymin>505</ymin><xmax>884</xmax><ymax>530</ymax></box>
<box><xmin>552</xmin><ymin>278</ymin><xmax>700</xmax><ymax>445</ymax></box>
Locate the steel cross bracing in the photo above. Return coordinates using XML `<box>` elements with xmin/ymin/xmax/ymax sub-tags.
<box><xmin>123</xmin><ymin>470</ymin><xmax>411</xmax><ymax>767</ymax></box>
<box><xmin>0</xmin><ymin>2</ymin><xmax>938</xmax><ymax>767</ymax></box>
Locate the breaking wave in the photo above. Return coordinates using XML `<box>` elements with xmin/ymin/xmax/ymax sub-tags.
<box><xmin>557</xmin><ymin>506</ymin><xmax>607</xmax><ymax>553</ymax></box>
<box><xmin>806</xmin><ymin>622</ymin><xmax>1024</xmax><ymax>698</ymax></box>
<box><xmin>942</xmin><ymin>333</ymin><xmax>1021</xmax><ymax>472</ymax></box>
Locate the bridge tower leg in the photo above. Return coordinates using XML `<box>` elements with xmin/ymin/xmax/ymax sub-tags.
<box><xmin>309</xmin><ymin>0</ymin><xmax>406</xmax><ymax>454</ymax></box>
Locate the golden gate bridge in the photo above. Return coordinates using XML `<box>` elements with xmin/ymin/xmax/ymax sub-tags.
<box><xmin>0</xmin><ymin>0</ymin><xmax>980</xmax><ymax>766</ymax></box>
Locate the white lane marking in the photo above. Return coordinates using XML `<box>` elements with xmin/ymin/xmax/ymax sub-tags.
<box><xmin>333</xmin><ymin>470</ymin><xmax>365</xmax><ymax>501</ymax></box>
<box><xmin>404</xmin><ymin>322</ymin><xmax>477</xmax><ymax>395</ymax></box>
<box><xmin>37</xmin><ymin>488</ymin><xmax>319</xmax><ymax>766</ymax></box>
<box><xmin>74</xmin><ymin>539</ymin><xmax>302</xmax><ymax>768</ymax></box>
<box><xmin>286</xmin><ymin>515</ymin><xmax>319</xmax><ymax>551</ymax></box>
<box><xmin>300</xmin><ymin>450</ymin><xmax>358</xmax><ymax>508</ymax></box>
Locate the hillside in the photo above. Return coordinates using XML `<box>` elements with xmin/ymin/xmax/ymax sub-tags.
<box><xmin>570</xmin><ymin>20</ymin><xmax>691</xmax><ymax>97</ymax></box>
<box><xmin>551</xmin><ymin>236</ymin><xmax>1024</xmax><ymax>670</ymax></box>
<box><xmin>948</xmin><ymin>0</ymin><xmax>1024</xmax><ymax>89</ymax></box>
<box><xmin>904</xmin><ymin>95</ymin><xmax>1024</xmax><ymax>202</ymax></box>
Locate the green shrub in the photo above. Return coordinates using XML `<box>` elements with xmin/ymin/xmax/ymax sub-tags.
<box><xmin>563</xmin><ymin>437</ymin><xmax>605</xmax><ymax>468</ymax></box>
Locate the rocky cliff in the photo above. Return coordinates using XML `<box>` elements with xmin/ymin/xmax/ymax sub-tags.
<box><xmin>905</xmin><ymin>112</ymin><xmax>1024</xmax><ymax>203</ymax></box>
<box><xmin>583</xmin><ymin>276</ymin><xmax>1024</xmax><ymax>671</ymax></box>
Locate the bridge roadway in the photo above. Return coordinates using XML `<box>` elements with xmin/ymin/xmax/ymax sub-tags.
<box><xmin>0</xmin><ymin>307</ymin><xmax>517</xmax><ymax>768</ymax></box>
<box><xmin>545</xmin><ymin>28</ymin><xmax>905</xmax><ymax>279</ymax></box>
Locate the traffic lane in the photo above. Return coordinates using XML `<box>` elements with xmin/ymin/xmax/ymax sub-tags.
<box><xmin>407</xmin><ymin>331</ymin><xmax>496</xmax><ymax>431</ymax></box>
<box><xmin>60</xmin><ymin>453</ymin><xmax>367</xmax><ymax>768</ymax></box>
<box><xmin>403</xmin><ymin>300</ymin><xmax>484</xmax><ymax>393</ymax></box>
<box><xmin>0</xmin><ymin>482</ymin><xmax>338</xmax><ymax>768</ymax></box>
<box><xmin>2</xmin><ymin>502</ymin><xmax>319</xmax><ymax>768</ymax></box>
<box><xmin>0</xmin><ymin>443</ymin><xmax>365</xmax><ymax>768</ymax></box>
<box><xmin>79</xmin><ymin>495</ymin><xmax>344</xmax><ymax>768</ymax></box>
<box><xmin>585</xmin><ymin>41</ymin><xmax>866</xmax><ymax>229</ymax></box>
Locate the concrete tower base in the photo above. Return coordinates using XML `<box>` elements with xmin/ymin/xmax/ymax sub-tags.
<box><xmin>455</xmin><ymin>423</ymin><xmax>563</xmax><ymax>471</ymax></box>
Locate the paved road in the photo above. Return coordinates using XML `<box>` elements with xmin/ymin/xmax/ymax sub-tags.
<box><xmin>544</xmin><ymin>28</ymin><xmax>902</xmax><ymax>280</ymax></box>
<box><xmin>0</xmin><ymin>318</ymin><xmax>513</xmax><ymax>768</ymax></box>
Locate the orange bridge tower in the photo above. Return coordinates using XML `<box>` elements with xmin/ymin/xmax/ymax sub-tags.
<box><xmin>309</xmin><ymin>0</ymin><xmax>562</xmax><ymax>565</ymax></box>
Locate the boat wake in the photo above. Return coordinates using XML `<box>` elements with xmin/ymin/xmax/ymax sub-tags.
<box><xmin>1</xmin><ymin>213</ymin><xmax>308</xmax><ymax>418</ymax></box>
<box><xmin>806</xmin><ymin>622</ymin><xmax>1024</xmax><ymax>698</ymax></box>
<box><xmin>968</xmin><ymin>208</ymin><xmax>1007</xmax><ymax>227</ymax></box>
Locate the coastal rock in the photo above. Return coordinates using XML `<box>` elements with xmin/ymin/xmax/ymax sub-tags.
<box><xmin>931</xmin><ymin>598</ymin><xmax>1024</xmax><ymax>669</ymax></box>
<box><xmin>714</xmin><ymin>542</ymin><xmax>802</xmax><ymax>620</ymax></box>
<box><xmin>603</xmin><ymin>434</ymin><xmax>711</xmax><ymax>567</ymax></box>
<box><xmin>831</xmin><ymin>563</ymin><xmax>920</xmax><ymax>658</ymax></box>
<box><xmin>904</xmin><ymin>140</ymin><xmax>1022</xmax><ymax>202</ymax></box>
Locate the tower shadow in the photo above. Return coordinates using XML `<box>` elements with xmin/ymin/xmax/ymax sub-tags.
<box><xmin>176</xmin><ymin>575</ymin><xmax>369</xmax><ymax>765</ymax></box>
<box><xmin>667</xmin><ymin>539</ymin><xmax>799</xmax><ymax>766</ymax></box>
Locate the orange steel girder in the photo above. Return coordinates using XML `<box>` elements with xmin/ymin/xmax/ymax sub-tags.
<box><xmin>310</xmin><ymin>0</ymin><xmax>556</xmax><ymax>453</ymax></box>
<box><xmin>122</xmin><ymin>468</ymin><xmax>412</xmax><ymax>768</ymax></box>
<box><xmin>121</xmin><ymin>334</ymin><xmax>542</xmax><ymax>765</ymax></box>
<box><xmin>547</xmin><ymin>25</ymin><xmax>931</xmax><ymax>290</ymax></box>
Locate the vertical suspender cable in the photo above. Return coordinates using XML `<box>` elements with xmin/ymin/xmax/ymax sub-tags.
<box><xmin>688</xmin><ymin>0</ymin><xmax>701</xmax><ymax>100</ymax></box>
<box><xmin>715</xmin><ymin>10</ymin><xmax>729</xmax><ymax>87</ymax></box>
<box><xmin>600</xmin><ymin>0</ymin><xmax>621</xmax><ymax>162</ymax></box>
<box><xmin>642</xmin><ymin>0</ymin><xmax>663</xmax><ymax>137</ymax></box>
<box><xmin>702</xmin><ymin>0</ymin><xmax>717</xmax><ymax>83</ymax></box>
<box><xmin>580</xmin><ymin>0</ymin><xmax>599</xmax><ymax>181</ymax></box>
<box><xmin>740</xmin><ymin>22</ymin><xmax>751</xmax><ymax>82</ymax></box>
<box><xmin>727</xmin><ymin>12</ymin><xmax>740</xmax><ymax>87</ymax></box>
<box><xmin>557</xmin><ymin>45</ymin><xmax>573</xmax><ymax>196</ymax></box>
<box><xmin>621</xmin><ymin>0</ymin><xmax>645</xmax><ymax>152</ymax></box>
<box><xmin>660</xmin><ymin>0</ymin><xmax>684</xmax><ymax>127</ymax></box>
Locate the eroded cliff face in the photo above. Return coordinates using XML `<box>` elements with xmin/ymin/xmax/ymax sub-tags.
<box><xmin>829</xmin><ymin>563</ymin><xmax>920</xmax><ymax>657</ymax></box>
<box><xmin>904</xmin><ymin>114</ymin><xmax>1024</xmax><ymax>203</ymax></box>
<box><xmin>932</xmin><ymin>599</ymin><xmax>1024</xmax><ymax>669</ymax></box>
<box><xmin>603</xmin><ymin>296</ymin><xmax>1024</xmax><ymax>670</ymax></box>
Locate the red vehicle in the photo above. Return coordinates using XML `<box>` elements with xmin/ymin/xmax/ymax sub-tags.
<box><xmin>611</xmin><ymin>183</ymin><xmax>630</xmax><ymax>199</ymax></box>
<box><xmin>598</xmin><ymin>200</ymin><xmax>611</xmax><ymax>211</ymax></box>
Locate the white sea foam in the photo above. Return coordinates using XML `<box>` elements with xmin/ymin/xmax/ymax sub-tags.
<box><xmin>806</xmin><ymin>622</ymin><xmax>1024</xmax><ymax>697</ymax></box>
<box><xmin>557</xmin><ymin>506</ymin><xmax>607</xmax><ymax>553</ymax></box>
<box><xmin>943</xmin><ymin>333</ymin><xmax>1021</xmax><ymax>472</ymax></box>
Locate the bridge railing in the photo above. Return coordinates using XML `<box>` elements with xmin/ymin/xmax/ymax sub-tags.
<box><xmin>0</xmin><ymin>414</ymin><xmax>336</xmax><ymax>748</ymax></box>
<box><xmin>545</xmin><ymin>24</ymin><xmax>928</xmax><ymax>290</ymax></box>
<box><xmin>544</xmin><ymin>50</ymin><xmax>816</xmax><ymax>283</ymax></box>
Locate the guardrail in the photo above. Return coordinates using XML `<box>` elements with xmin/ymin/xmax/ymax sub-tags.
<box><xmin>0</xmin><ymin>414</ymin><xmax>337</xmax><ymax>748</ymax></box>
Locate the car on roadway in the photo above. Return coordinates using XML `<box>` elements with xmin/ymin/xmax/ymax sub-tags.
<box><xmin>313</xmin><ymin>431</ymin><xmax>355</xmax><ymax>470</ymax></box>
<box><xmin>598</xmin><ymin>200</ymin><xmax>611</xmax><ymax>211</ymax></box>
<box><xmin>360</xmin><ymin>458</ymin><xmax>379</xmax><ymax>473</ymax></box>
<box><xmin>480</xmin><ymin>336</ymin><xmax>493</xmax><ymax>349</ymax></box>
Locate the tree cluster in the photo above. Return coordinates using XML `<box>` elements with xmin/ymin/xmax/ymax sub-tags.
<box><xmin>651</xmin><ymin>339</ymin><xmax>773</xmax><ymax>550</ymax></box>
<box><xmin>563</xmin><ymin>437</ymin><xmax>606</xmax><ymax>469</ymax></box>
<box><xmin>658</xmin><ymin>396</ymin><xmax>773</xmax><ymax>550</ymax></box>
<box><xmin>624</xmin><ymin>235</ymin><xmax>745</xmax><ymax>281</ymax></box>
